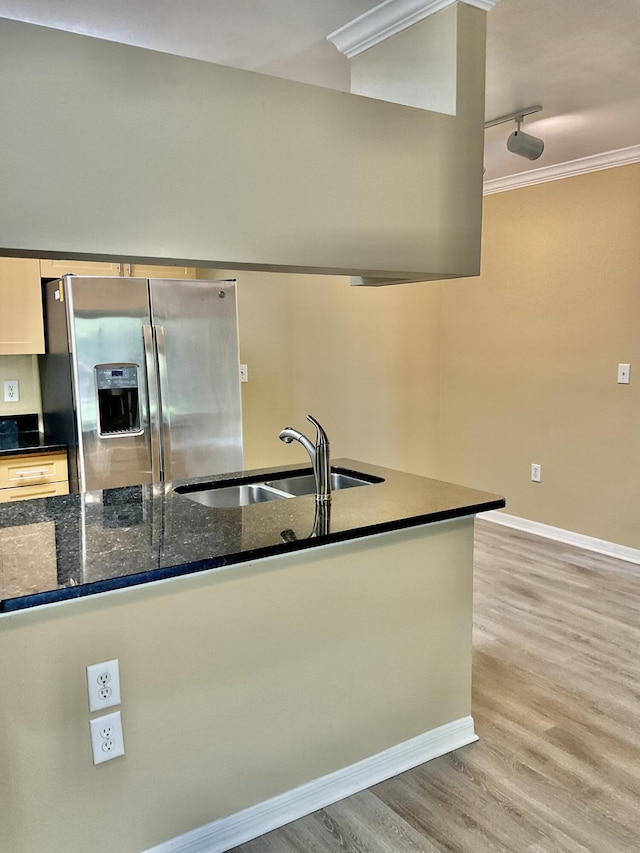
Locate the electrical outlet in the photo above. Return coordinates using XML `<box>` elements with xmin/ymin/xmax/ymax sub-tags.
<box><xmin>89</xmin><ymin>711</ymin><xmax>125</xmax><ymax>765</ymax></box>
<box><xmin>240</xmin><ymin>363</ymin><xmax>248</xmax><ymax>383</ymax></box>
<box><xmin>87</xmin><ymin>659</ymin><xmax>121</xmax><ymax>712</ymax></box>
<box><xmin>3</xmin><ymin>380</ymin><xmax>19</xmax><ymax>403</ymax></box>
<box><xmin>531</xmin><ymin>463</ymin><xmax>541</xmax><ymax>483</ymax></box>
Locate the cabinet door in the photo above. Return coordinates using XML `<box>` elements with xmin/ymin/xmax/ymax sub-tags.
<box><xmin>0</xmin><ymin>258</ymin><xmax>45</xmax><ymax>354</ymax></box>
<box><xmin>39</xmin><ymin>259</ymin><xmax>123</xmax><ymax>278</ymax></box>
<box><xmin>0</xmin><ymin>451</ymin><xmax>68</xmax><ymax>489</ymax></box>
<box><xmin>40</xmin><ymin>260</ymin><xmax>196</xmax><ymax>279</ymax></box>
<box><xmin>0</xmin><ymin>481</ymin><xmax>69</xmax><ymax>503</ymax></box>
<box><xmin>127</xmin><ymin>264</ymin><xmax>196</xmax><ymax>279</ymax></box>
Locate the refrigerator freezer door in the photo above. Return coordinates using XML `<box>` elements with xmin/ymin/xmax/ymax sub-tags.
<box><xmin>149</xmin><ymin>279</ymin><xmax>243</xmax><ymax>481</ymax></box>
<box><xmin>66</xmin><ymin>277</ymin><xmax>155</xmax><ymax>491</ymax></box>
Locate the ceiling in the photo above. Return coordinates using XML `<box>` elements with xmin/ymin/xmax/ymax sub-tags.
<box><xmin>1</xmin><ymin>0</ymin><xmax>639</xmax><ymax>182</ymax></box>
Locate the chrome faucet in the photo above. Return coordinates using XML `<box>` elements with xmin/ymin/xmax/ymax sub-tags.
<box><xmin>278</xmin><ymin>415</ymin><xmax>331</xmax><ymax>502</ymax></box>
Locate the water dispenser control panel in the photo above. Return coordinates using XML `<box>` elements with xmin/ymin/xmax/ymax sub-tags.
<box><xmin>95</xmin><ymin>364</ymin><xmax>142</xmax><ymax>436</ymax></box>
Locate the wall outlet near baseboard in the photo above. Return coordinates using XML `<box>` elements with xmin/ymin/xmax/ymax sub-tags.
<box><xmin>89</xmin><ymin>711</ymin><xmax>125</xmax><ymax>765</ymax></box>
<box><xmin>531</xmin><ymin>463</ymin><xmax>541</xmax><ymax>483</ymax></box>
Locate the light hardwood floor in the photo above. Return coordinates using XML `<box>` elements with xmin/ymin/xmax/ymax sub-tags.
<box><xmin>232</xmin><ymin>519</ymin><xmax>640</xmax><ymax>853</ymax></box>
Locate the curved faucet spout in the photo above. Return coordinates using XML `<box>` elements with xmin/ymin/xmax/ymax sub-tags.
<box><xmin>306</xmin><ymin>415</ymin><xmax>329</xmax><ymax>447</ymax></box>
<box><xmin>278</xmin><ymin>415</ymin><xmax>331</xmax><ymax>503</ymax></box>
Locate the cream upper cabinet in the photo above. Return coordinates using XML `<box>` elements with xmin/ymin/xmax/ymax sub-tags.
<box><xmin>0</xmin><ymin>257</ymin><xmax>45</xmax><ymax>354</ymax></box>
<box><xmin>39</xmin><ymin>259</ymin><xmax>123</xmax><ymax>278</ymax></box>
<box><xmin>40</xmin><ymin>259</ymin><xmax>196</xmax><ymax>279</ymax></box>
<box><xmin>126</xmin><ymin>264</ymin><xmax>196</xmax><ymax>279</ymax></box>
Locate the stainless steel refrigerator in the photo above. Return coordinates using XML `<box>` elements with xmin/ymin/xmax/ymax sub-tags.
<box><xmin>40</xmin><ymin>275</ymin><xmax>243</xmax><ymax>493</ymax></box>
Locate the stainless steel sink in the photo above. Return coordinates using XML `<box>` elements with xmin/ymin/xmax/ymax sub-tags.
<box><xmin>175</xmin><ymin>467</ymin><xmax>382</xmax><ymax>508</ymax></box>
<box><xmin>264</xmin><ymin>471</ymin><xmax>375</xmax><ymax>496</ymax></box>
<box><xmin>176</xmin><ymin>482</ymin><xmax>291</xmax><ymax>509</ymax></box>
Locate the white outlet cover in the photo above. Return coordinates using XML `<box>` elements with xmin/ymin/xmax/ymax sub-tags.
<box><xmin>87</xmin><ymin>659</ymin><xmax>121</xmax><ymax>712</ymax></box>
<box><xmin>3</xmin><ymin>379</ymin><xmax>19</xmax><ymax>403</ymax></box>
<box><xmin>89</xmin><ymin>711</ymin><xmax>125</xmax><ymax>765</ymax></box>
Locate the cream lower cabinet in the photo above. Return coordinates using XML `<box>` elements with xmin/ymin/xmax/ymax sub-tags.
<box><xmin>40</xmin><ymin>259</ymin><xmax>196</xmax><ymax>279</ymax></box>
<box><xmin>0</xmin><ymin>258</ymin><xmax>45</xmax><ymax>354</ymax></box>
<box><xmin>0</xmin><ymin>451</ymin><xmax>69</xmax><ymax>503</ymax></box>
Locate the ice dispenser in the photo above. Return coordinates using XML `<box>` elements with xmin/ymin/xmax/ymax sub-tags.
<box><xmin>95</xmin><ymin>364</ymin><xmax>142</xmax><ymax>436</ymax></box>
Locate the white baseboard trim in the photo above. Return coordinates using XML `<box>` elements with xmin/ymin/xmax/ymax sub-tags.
<box><xmin>144</xmin><ymin>716</ymin><xmax>477</xmax><ymax>853</ymax></box>
<box><xmin>479</xmin><ymin>510</ymin><xmax>640</xmax><ymax>566</ymax></box>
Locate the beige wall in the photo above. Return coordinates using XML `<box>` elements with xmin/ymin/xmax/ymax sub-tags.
<box><xmin>0</xmin><ymin>520</ymin><xmax>474</xmax><ymax>853</ymax></box>
<box><xmin>439</xmin><ymin>164</ymin><xmax>640</xmax><ymax>548</ymax></box>
<box><xmin>225</xmin><ymin>270</ymin><xmax>443</xmax><ymax>476</ymax></box>
<box><xmin>350</xmin><ymin>5</ymin><xmax>459</xmax><ymax>114</ymax></box>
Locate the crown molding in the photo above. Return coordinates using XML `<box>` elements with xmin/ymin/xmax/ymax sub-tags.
<box><xmin>483</xmin><ymin>144</ymin><xmax>640</xmax><ymax>195</ymax></box>
<box><xmin>328</xmin><ymin>0</ymin><xmax>500</xmax><ymax>59</ymax></box>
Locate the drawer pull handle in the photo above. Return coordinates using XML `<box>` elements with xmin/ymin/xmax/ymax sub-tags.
<box><xmin>15</xmin><ymin>468</ymin><xmax>51</xmax><ymax>478</ymax></box>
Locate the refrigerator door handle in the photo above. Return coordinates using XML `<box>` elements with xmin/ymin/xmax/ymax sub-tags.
<box><xmin>154</xmin><ymin>324</ymin><xmax>172</xmax><ymax>482</ymax></box>
<box><xmin>143</xmin><ymin>324</ymin><xmax>163</xmax><ymax>483</ymax></box>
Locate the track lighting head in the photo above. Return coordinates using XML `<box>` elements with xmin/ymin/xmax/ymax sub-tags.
<box><xmin>506</xmin><ymin>119</ymin><xmax>544</xmax><ymax>161</ymax></box>
<box><xmin>484</xmin><ymin>105</ymin><xmax>545</xmax><ymax>162</ymax></box>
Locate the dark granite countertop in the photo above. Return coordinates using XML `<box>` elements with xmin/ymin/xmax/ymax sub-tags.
<box><xmin>0</xmin><ymin>414</ymin><xmax>66</xmax><ymax>457</ymax></box>
<box><xmin>0</xmin><ymin>458</ymin><xmax>504</xmax><ymax>613</ymax></box>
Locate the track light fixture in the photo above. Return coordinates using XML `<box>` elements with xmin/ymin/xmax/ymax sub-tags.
<box><xmin>507</xmin><ymin>118</ymin><xmax>544</xmax><ymax>160</ymax></box>
<box><xmin>485</xmin><ymin>105</ymin><xmax>545</xmax><ymax>161</ymax></box>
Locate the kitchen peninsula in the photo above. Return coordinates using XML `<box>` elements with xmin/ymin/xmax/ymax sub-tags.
<box><xmin>0</xmin><ymin>461</ymin><xmax>503</xmax><ymax>853</ymax></box>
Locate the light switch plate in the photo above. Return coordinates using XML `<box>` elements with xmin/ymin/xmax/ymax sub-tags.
<box><xmin>617</xmin><ymin>363</ymin><xmax>630</xmax><ymax>384</ymax></box>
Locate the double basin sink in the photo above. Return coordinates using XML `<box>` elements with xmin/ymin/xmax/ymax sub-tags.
<box><xmin>175</xmin><ymin>467</ymin><xmax>383</xmax><ymax>509</ymax></box>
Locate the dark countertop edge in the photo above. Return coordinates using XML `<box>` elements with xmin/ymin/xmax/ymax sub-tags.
<box><xmin>0</xmin><ymin>496</ymin><xmax>505</xmax><ymax>613</ymax></box>
<box><xmin>0</xmin><ymin>433</ymin><xmax>67</xmax><ymax>457</ymax></box>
